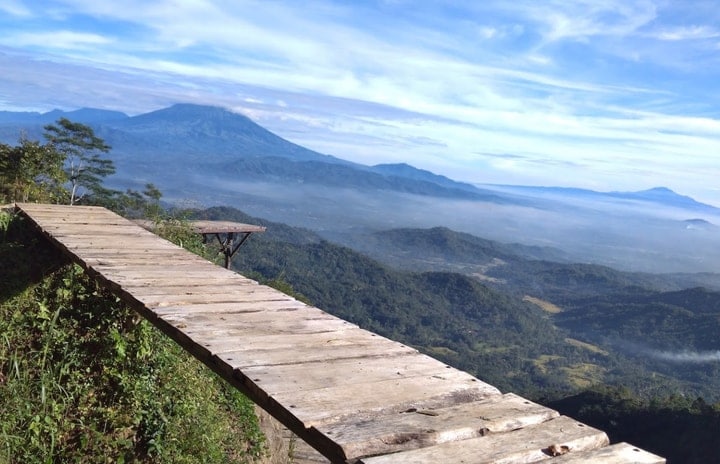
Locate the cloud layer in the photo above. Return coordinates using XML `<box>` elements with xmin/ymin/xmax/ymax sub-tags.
<box><xmin>2</xmin><ymin>0</ymin><xmax>720</xmax><ymax>204</ymax></box>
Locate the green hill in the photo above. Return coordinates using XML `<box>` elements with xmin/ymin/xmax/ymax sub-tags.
<box><xmin>194</xmin><ymin>206</ymin><xmax>715</xmax><ymax>400</ymax></box>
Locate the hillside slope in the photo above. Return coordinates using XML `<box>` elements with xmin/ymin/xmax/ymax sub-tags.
<box><xmin>194</xmin><ymin>206</ymin><xmax>716</xmax><ymax>400</ymax></box>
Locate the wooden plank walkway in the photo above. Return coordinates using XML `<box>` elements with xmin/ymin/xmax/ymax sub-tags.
<box><xmin>15</xmin><ymin>203</ymin><xmax>665</xmax><ymax>464</ymax></box>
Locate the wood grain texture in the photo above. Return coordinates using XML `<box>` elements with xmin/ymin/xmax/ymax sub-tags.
<box><xmin>15</xmin><ymin>203</ymin><xmax>664</xmax><ymax>464</ymax></box>
<box><xmin>311</xmin><ymin>393</ymin><xmax>560</xmax><ymax>460</ymax></box>
<box><xmin>359</xmin><ymin>416</ymin><xmax>609</xmax><ymax>464</ymax></box>
<box><xmin>547</xmin><ymin>442</ymin><xmax>665</xmax><ymax>463</ymax></box>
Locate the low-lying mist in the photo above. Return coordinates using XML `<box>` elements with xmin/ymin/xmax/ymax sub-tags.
<box><xmin>111</xmin><ymin>171</ymin><xmax>720</xmax><ymax>274</ymax></box>
<box><xmin>616</xmin><ymin>340</ymin><xmax>720</xmax><ymax>363</ymax></box>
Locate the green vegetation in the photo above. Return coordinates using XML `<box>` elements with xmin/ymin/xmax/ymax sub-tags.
<box><xmin>547</xmin><ymin>386</ymin><xmax>720</xmax><ymax>464</ymax></box>
<box><xmin>0</xmin><ymin>136</ymin><xmax>66</xmax><ymax>204</ymax></box>
<box><xmin>43</xmin><ymin>117</ymin><xmax>115</xmax><ymax>205</ymax></box>
<box><xmin>0</xmin><ymin>209</ymin><xmax>265</xmax><ymax>463</ymax></box>
<box><xmin>0</xmin><ymin>122</ymin><xmax>268</xmax><ymax>462</ymax></box>
<box><xmin>193</xmin><ymin>207</ymin><xmax>638</xmax><ymax>395</ymax></box>
<box><xmin>0</xmin><ymin>118</ymin><xmax>161</xmax><ymax>212</ymax></box>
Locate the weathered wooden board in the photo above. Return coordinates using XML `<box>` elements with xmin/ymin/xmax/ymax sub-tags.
<box><xmin>141</xmin><ymin>300</ymin><xmax>308</xmax><ymax>315</ymax></box>
<box><xmin>359</xmin><ymin>415</ymin><xmax>609</xmax><ymax>463</ymax></box>
<box><xmin>15</xmin><ymin>203</ymin><xmax>664</xmax><ymax>464</ymax></box>
<box><xmin>84</xmin><ymin>255</ymin><xmax>213</xmax><ymax>266</ymax></box>
<box><xmin>24</xmin><ymin>217</ymin><xmax>144</xmax><ymax>227</ymax></box>
<box><xmin>249</xmin><ymin>356</ymin><xmax>466</xmax><ymax>398</ymax></box>
<box><xmin>197</xmin><ymin>328</ymin><xmax>398</xmax><ymax>359</ymax></box>
<box><xmin>163</xmin><ymin>313</ymin><xmax>357</xmax><ymax>337</ymax></box>
<box><xmin>136</xmin><ymin>289</ymin><xmax>298</xmax><ymax>307</ymax></box>
<box><xmin>268</xmin><ymin>369</ymin><xmax>499</xmax><ymax>428</ymax></box>
<box><xmin>108</xmin><ymin>276</ymin><xmax>253</xmax><ymax>288</ymax></box>
<box><xmin>98</xmin><ymin>267</ymin><xmax>242</xmax><ymax>278</ymax></box>
<box><xmin>59</xmin><ymin>240</ymin><xmax>180</xmax><ymax>250</ymax></box>
<box><xmin>190</xmin><ymin>219</ymin><xmax>267</xmax><ymax>233</ymax></box>
<box><xmin>547</xmin><ymin>442</ymin><xmax>665</xmax><ymax>463</ymax></box>
<box><xmin>211</xmin><ymin>332</ymin><xmax>418</xmax><ymax>370</ymax></box>
<box><xmin>310</xmin><ymin>393</ymin><xmax>560</xmax><ymax>461</ymax></box>
<box><xmin>115</xmin><ymin>283</ymin><xmax>263</xmax><ymax>298</ymax></box>
<box><xmin>240</xmin><ymin>352</ymin><xmax>461</xmax><ymax>394</ymax></box>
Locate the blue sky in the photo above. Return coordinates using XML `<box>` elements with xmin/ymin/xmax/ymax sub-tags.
<box><xmin>2</xmin><ymin>0</ymin><xmax>720</xmax><ymax>205</ymax></box>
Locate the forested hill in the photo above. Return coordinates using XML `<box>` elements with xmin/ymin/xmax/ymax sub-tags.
<box><xmin>193</xmin><ymin>206</ymin><xmax>720</xmax><ymax>400</ymax></box>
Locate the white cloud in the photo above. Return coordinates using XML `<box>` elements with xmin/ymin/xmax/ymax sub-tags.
<box><xmin>654</xmin><ymin>25</ymin><xmax>720</xmax><ymax>41</ymax></box>
<box><xmin>2</xmin><ymin>30</ymin><xmax>113</xmax><ymax>49</ymax></box>
<box><xmin>0</xmin><ymin>0</ymin><xmax>32</xmax><ymax>17</ymax></box>
<box><xmin>1</xmin><ymin>0</ymin><xmax>720</xmax><ymax>205</ymax></box>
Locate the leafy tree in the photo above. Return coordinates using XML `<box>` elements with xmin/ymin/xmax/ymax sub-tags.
<box><xmin>43</xmin><ymin>117</ymin><xmax>115</xmax><ymax>205</ymax></box>
<box><xmin>100</xmin><ymin>183</ymin><xmax>165</xmax><ymax>219</ymax></box>
<box><xmin>0</xmin><ymin>136</ymin><xmax>66</xmax><ymax>203</ymax></box>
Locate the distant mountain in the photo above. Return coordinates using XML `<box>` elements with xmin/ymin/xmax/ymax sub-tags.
<box><xmin>682</xmin><ymin>218</ymin><xmax>716</xmax><ymax>230</ymax></box>
<box><xmin>328</xmin><ymin>226</ymin><xmax>694</xmax><ymax>297</ymax></box>
<box><xmin>327</xmin><ymin>226</ymin><xmax>571</xmax><ymax>275</ymax></box>
<box><xmin>0</xmin><ymin>107</ymin><xmax>128</xmax><ymax>125</ymax></box>
<box><xmin>610</xmin><ymin>187</ymin><xmax>719</xmax><ymax>212</ymax></box>
<box><xmin>105</xmin><ymin>103</ymin><xmax>348</xmax><ymax>163</ymax></box>
<box><xmin>485</xmin><ymin>184</ymin><xmax>720</xmax><ymax>213</ymax></box>
<box><xmin>0</xmin><ymin>103</ymin><xmax>506</xmax><ymax>202</ymax></box>
<box><xmin>369</xmin><ymin>163</ymin><xmax>479</xmax><ymax>193</ymax></box>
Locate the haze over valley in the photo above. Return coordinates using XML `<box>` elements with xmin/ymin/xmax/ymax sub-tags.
<box><xmin>3</xmin><ymin>104</ymin><xmax>719</xmax><ymax>274</ymax></box>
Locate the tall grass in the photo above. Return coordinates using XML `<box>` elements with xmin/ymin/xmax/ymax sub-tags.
<box><xmin>0</xmin><ymin>211</ymin><xmax>265</xmax><ymax>463</ymax></box>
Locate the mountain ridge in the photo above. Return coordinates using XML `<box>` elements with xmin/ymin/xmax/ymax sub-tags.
<box><xmin>483</xmin><ymin>184</ymin><xmax>720</xmax><ymax>212</ymax></box>
<box><xmin>0</xmin><ymin>103</ymin><xmax>502</xmax><ymax>201</ymax></box>
<box><xmin>3</xmin><ymin>103</ymin><xmax>720</xmax><ymax>274</ymax></box>
<box><xmin>1</xmin><ymin>103</ymin><xmax>713</xmax><ymax>210</ymax></box>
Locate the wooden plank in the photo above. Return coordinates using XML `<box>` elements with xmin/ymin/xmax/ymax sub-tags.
<box><xmin>61</xmin><ymin>243</ymin><xmax>169</xmax><ymax>251</ymax></box>
<box><xmin>16</xmin><ymin>203</ymin><xmax>105</xmax><ymax>212</ymax></box>
<box><xmin>134</xmin><ymin>288</ymin><xmax>297</xmax><ymax>307</ymax></box>
<box><xmin>58</xmin><ymin>239</ymin><xmax>180</xmax><ymax>250</ymax></box>
<box><xmin>135</xmin><ymin>219</ymin><xmax>266</xmax><ymax>234</ymax></box>
<box><xmin>310</xmin><ymin>393</ymin><xmax>559</xmax><ymax>461</ymax></box>
<box><xmin>98</xmin><ymin>266</ymin><xmax>235</xmax><ymax>277</ymax></box>
<box><xmin>142</xmin><ymin>300</ymin><xmax>308</xmax><ymax>315</ymax></box>
<box><xmin>91</xmin><ymin>261</ymin><xmax>223</xmax><ymax>270</ymax></box>
<box><xmin>359</xmin><ymin>415</ymin><xmax>609</xmax><ymax>464</ymax></box>
<box><xmin>89</xmin><ymin>260</ymin><xmax>218</xmax><ymax>271</ymax></box>
<box><xmin>190</xmin><ymin>220</ymin><xmax>266</xmax><ymax>233</ymax></box>
<box><xmin>15</xmin><ymin>205</ymin><xmax>127</xmax><ymax>215</ymax></box>
<box><xmin>239</xmin><ymin>352</ymin><xmax>459</xmax><ymax>394</ymax></box>
<box><xmin>108</xmin><ymin>277</ymin><xmax>260</xmax><ymax>290</ymax></box>
<box><xmin>98</xmin><ymin>270</ymin><xmax>251</xmax><ymax>283</ymax></box>
<box><xmin>96</xmin><ymin>267</ymin><xmax>241</xmax><ymax>279</ymax></box>
<box><xmin>46</xmin><ymin>230</ymin><xmax>172</xmax><ymax>241</ymax></box>
<box><xmin>84</xmin><ymin>255</ymin><xmax>212</xmax><ymax>265</ymax></box>
<box><xmin>113</xmin><ymin>271</ymin><xmax>254</xmax><ymax>284</ymax></box>
<box><xmin>267</xmin><ymin>369</ymin><xmax>500</xmax><ymax>428</ymax></box>
<box><xmin>46</xmin><ymin>229</ymin><xmax>157</xmax><ymax>238</ymax></box>
<box><xmin>119</xmin><ymin>283</ymin><xmax>261</xmax><ymax>295</ymax></box>
<box><xmin>164</xmin><ymin>312</ymin><xmax>356</xmax><ymax>337</ymax></box>
<box><xmin>188</xmin><ymin>327</ymin><xmax>375</xmax><ymax>356</ymax></box>
<box><xmin>547</xmin><ymin>442</ymin><xmax>665</xmax><ymax>463</ymax></box>
<box><xmin>123</xmin><ymin>284</ymin><xmax>261</xmax><ymax>297</ymax></box>
<box><xmin>208</xmin><ymin>331</ymin><xmax>417</xmax><ymax>370</ymax></box>
<box><xmin>20</xmin><ymin>216</ymin><xmax>139</xmax><ymax>227</ymax></box>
